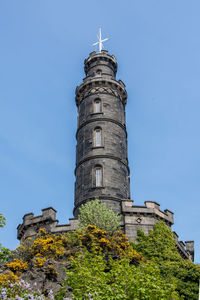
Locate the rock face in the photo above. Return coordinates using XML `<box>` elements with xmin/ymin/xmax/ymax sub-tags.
<box><xmin>19</xmin><ymin>259</ymin><xmax>69</xmax><ymax>295</ymax></box>
<box><xmin>0</xmin><ymin>260</ymin><xmax>70</xmax><ymax>296</ymax></box>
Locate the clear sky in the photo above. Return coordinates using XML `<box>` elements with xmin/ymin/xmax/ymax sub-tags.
<box><xmin>0</xmin><ymin>0</ymin><xmax>200</xmax><ymax>262</ymax></box>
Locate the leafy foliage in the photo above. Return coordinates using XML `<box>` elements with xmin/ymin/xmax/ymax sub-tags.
<box><xmin>6</xmin><ymin>258</ymin><xmax>28</xmax><ymax>274</ymax></box>
<box><xmin>0</xmin><ymin>246</ymin><xmax>10</xmax><ymax>264</ymax></box>
<box><xmin>0</xmin><ymin>271</ymin><xmax>19</xmax><ymax>287</ymax></box>
<box><xmin>134</xmin><ymin>221</ymin><xmax>181</xmax><ymax>262</ymax></box>
<box><xmin>0</xmin><ymin>214</ymin><xmax>6</xmax><ymax>228</ymax></box>
<box><xmin>12</xmin><ymin>226</ymin><xmax>143</xmax><ymax>266</ymax></box>
<box><xmin>0</xmin><ymin>214</ymin><xmax>11</xmax><ymax>263</ymax></box>
<box><xmin>133</xmin><ymin>221</ymin><xmax>200</xmax><ymax>300</ymax></box>
<box><xmin>0</xmin><ymin>208</ymin><xmax>199</xmax><ymax>299</ymax></box>
<box><xmin>78</xmin><ymin>225</ymin><xmax>144</xmax><ymax>264</ymax></box>
<box><xmin>64</xmin><ymin>249</ymin><xmax>179</xmax><ymax>300</ymax></box>
<box><xmin>78</xmin><ymin>199</ymin><xmax>121</xmax><ymax>234</ymax></box>
<box><xmin>12</xmin><ymin>228</ymin><xmax>69</xmax><ymax>262</ymax></box>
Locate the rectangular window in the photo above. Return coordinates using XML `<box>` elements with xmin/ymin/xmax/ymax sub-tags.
<box><xmin>96</xmin><ymin>168</ymin><xmax>102</xmax><ymax>187</ymax></box>
<box><xmin>95</xmin><ymin>101</ymin><xmax>101</xmax><ymax>113</ymax></box>
<box><xmin>95</xmin><ymin>129</ymin><xmax>101</xmax><ymax>147</ymax></box>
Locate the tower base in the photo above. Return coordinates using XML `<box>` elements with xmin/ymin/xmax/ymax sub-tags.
<box><xmin>17</xmin><ymin>201</ymin><xmax>194</xmax><ymax>261</ymax></box>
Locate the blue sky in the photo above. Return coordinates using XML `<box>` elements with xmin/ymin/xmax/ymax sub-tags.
<box><xmin>0</xmin><ymin>0</ymin><xmax>200</xmax><ymax>262</ymax></box>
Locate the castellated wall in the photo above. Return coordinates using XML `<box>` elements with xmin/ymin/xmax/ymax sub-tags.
<box><xmin>17</xmin><ymin>207</ymin><xmax>78</xmax><ymax>244</ymax></box>
<box><xmin>17</xmin><ymin>203</ymin><xmax>194</xmax><ymax>261</ymax></box>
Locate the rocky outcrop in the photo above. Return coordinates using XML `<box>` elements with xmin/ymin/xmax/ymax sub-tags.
<box><xmin>1</xmin><ymin>259</ymin><xmax>70</xmax><ymax>296</ymax></box>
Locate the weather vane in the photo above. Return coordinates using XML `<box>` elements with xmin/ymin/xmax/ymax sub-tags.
<box><xmin>92</xmin><ymin>28</ymin><xmax>109</xmax><ymax>52</ymax></box>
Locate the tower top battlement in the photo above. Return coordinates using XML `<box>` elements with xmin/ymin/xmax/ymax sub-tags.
<box><xmin>76</xmin><ymin>51</ymin><xmax>127</xmax><ymax>107</ymax></box>
<box><xmin>84</xmin><ymin>50</ymin><xmax>117</xmax><ymax>75</ymax></box>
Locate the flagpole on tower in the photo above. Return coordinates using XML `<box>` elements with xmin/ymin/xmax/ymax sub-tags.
<box><xmin>92</xmin><ymin>28</ymin><xmax>109</xmax><ymax>52</ymax></box>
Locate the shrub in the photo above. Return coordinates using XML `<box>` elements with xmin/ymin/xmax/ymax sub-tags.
<box><xmin>62</xmin><ymin>249</ymin><xmax>179</xmax><ymax>300</ymax></box>
<box><xmin>133</xmin><ymin>221</ymin><xmax>200</xmax><ymax>300</ymax></box>
<box><xmin>0</xmin><ymin>214</ymin><xmax>6</xmax><ymax>228</ymax></box>
<box><xmin>78</xmin><ymin>199</ymin><xmax>121</xmax><ymax>234</ymax></box>
<box><xmin>0</xmin><ymin>271</ymin><xmax>18</xmax><ymax>287</ymax></box>
<box><xmin>0</xmin><ymin>246</ymin><xmax>10</xmax><ymax>264</ymax></box>
<box><xmin>30</xmin><ymin>230</ymin><xmax>65</xmax><ymax>259</ymax></box>
<box><xmin>12</xmin><ymin>228</ymin><xmax>67</xmax><ymax>262</ymax></box>
<box><xmin>0</xmin><ymin>214</ymin><xmax>10</xmax><ymax>264</ymax></box>
<box><xmin>33</xmin><ymin>256</ymin><xmax>46</xmax><ymax>268</ymax></box>
<box><xmin>6</xmin><ymin>259</ymin><xmax>28</xmax><ymax>274</ymax></box>
<box><xmin>78</xmin><ymin>225</ymin><xmax>144</xmax><ymax>264</ymax></box>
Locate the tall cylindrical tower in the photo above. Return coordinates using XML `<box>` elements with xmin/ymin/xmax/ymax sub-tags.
<box><xmin>74</xmin><ymin>50</ymin><xmax>130</xmax><ymax>216</ymax></box>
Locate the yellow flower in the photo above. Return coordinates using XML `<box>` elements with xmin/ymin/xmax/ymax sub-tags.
<box><xmin>33</xmin><ymin>257</ymin><xmax>46</xmax><ymax>268</ymax></box>
<box><xmin>0</xmin><ymin>271</ymin><xmax>18</xmax><ymax>287</ymax></box>
<box><xmin>6</xmin><ymin>259</ymin><xmax>28</xmax><ymax>273</ymax></box>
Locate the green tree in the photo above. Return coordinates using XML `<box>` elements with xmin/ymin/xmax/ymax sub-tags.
<box><xmin>134</xmin><ymin>221</ymin><xmax>181</xmax><ymax>263</ymax></box>
<box><xmin>0</xmin><ymin>214</ymin><xmax>6</xmax><ymax>228</ymax></box>
<box><xmin>63</xmin><ymin>249</ymin><xmax>179</xmax><ymax>300</ymax></box>
<box><xmin>78</xmin><ymin>199</ymin><xmax>121</xmax><ymax>234</ymax></box>
<box><xmin>0</xmin><ymin>214</ymin><xmax>10</xmax><ymax>263</ymax></box>
<box><xmin>133</xmin><ymin>221</ymin><xmax>200</xmax><ymax>300</ymax></box>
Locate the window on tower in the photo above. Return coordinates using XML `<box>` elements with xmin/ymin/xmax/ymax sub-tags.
<box><xmin>95</xmin><ymin>69</ymin><xmax>102</xmax><ymax>77</ymax></box>
<box><xmin>95</xmin><ymin>165</ymin><xmax>103</xmax><ymax>187</ymax></box>
<box><xmin>94</xmin><ymin>127</ymin><xmax>102</xmax><ymax>147</ymax></box>
<box><xmin>94</xmin><ymin>99</ymin><xmax>101</xmax><ymax>113</ymax></box>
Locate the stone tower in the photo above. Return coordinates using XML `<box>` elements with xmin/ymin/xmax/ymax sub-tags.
<box><xmin>17</xmin><ymin>49</ymin><xmax>194</xmax><ymax>261</ymax></box>
<box><xmin>74</xmin><ymin>50</ymin><xmax>130</xmax><ymax>217</ymax></box>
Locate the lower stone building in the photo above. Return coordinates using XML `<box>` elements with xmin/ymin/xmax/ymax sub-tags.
<box><xmin>17</xmin><ymin>49</ymin><xmax>194</xmax><ymax>261</ymax></box>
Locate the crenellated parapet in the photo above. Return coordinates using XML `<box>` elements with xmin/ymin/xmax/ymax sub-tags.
<box><xmin>84</xmin><ymin>50</ymin><xmax>117</xmax><ymax>77</ymax></box>
<box><xmin>17</xmin><ymin>207</ymin><xmax>78</xmax><ymax>243</ymax></box>
<box><xmin>75</xmin><ymin>51</ymin><xmax>127</xmax><ymax>107</ymax></box>
<box><xmin>173</xmin><ymin>232</ymin><xmax>194</xmax><ymax>261</ymax></box>
<box><xmin>17</xmin><ymin>202</ymin><xmax>194</xmax><ymax>261</ymax></box>
<box><xmin>121</xmin><ymin>200</ymin><xmax>194</xmax><ymax>261</ymax></box>
<box><xmin>121</xmin><ymin>200</ymin><xmax>174</xmax><ymax>240</ymax></box>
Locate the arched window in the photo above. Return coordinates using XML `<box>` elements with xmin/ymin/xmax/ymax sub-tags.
<box><xmin>94</xmin><ymin>99</ymin><xmax>101</xmax><ymax>113</ymax></box>
<box><xmin>95</xmin><ymin>165</ymin><xmax>103</xmax><ymax>187</ymax></box>
<box><xmin>94</xmin><ymin>127</ymin><xmax>102</xmax><ymax>147</ymax></box>
<box><xmin>96</xmin><ymin>69</ymin><xmax>102</xmax><ymax>77</ymax></box>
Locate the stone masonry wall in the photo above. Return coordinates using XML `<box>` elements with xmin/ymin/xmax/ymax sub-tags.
<box><xmin>74</xmin><ymin>51</ymin><xmax>129</xmax><ymax>216</ymax></box>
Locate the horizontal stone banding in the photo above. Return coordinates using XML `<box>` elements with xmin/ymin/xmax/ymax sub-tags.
<box><xmin>76</xmin><ymin>78</ymin><xmax>127</xmax><ymax>106</ymax></box>
<box><xmin>75</xmin><ymin>154</ymin><xmax>129</xmax><ymax>175</ymax></box>
<box><xmin>76</xmin><ymin>117</ymin><xmax>127</xmax><ymax>139</ymax></box>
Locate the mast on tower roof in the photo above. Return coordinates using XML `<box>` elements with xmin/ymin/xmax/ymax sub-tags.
<box><xmin>92</xmin><ymin>28</ymin><xmax>109</xmax><ymax>52</ymax></box>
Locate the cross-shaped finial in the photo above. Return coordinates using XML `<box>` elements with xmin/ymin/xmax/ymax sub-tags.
<box><xmin>92</xmin><ymin>28</ymin><xmax>109</xmax><ymax>52</ymax></box>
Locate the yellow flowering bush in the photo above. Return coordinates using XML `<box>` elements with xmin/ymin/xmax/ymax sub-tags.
<box><xmin>11</xmin><ymin>228</ymin><xmax>74</xmax><ymax>265</ymax></box>
<box><xmin>33</xmin><ymin>256</ymin><xmax>46</xmax><ymax>267</ymax></box>
<box><xmin>6</xmin><ymin>259</ymin><xmax>28</xmax><ymax>274</ymax></box>
<box><xmin>0</xmin><ymin>271</ymin><xmax>18</xmax><ymax>286</ymax></box>
<box><xmin>30</xmin><ymin>231</ymin><xmax>65</xmax><ymax>259</ymax></box>
<box><xmin>78</xmin><ymin>225</ymin><xmax>144</xmax><ymax>264</ymax></box>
